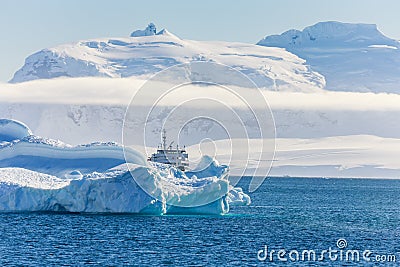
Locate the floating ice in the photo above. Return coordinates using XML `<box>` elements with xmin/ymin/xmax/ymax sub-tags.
<box><xmin>0</xmin><ymin>119</ymin><xmax>250</xmax><ymax>214</ymax></box>
<box><xmin>0</xmin><ymin>119</ymin><xmax>32</xmax><ymax>143</ymax></box>
<box><xmin>227</xmin><ymin>187</ymin><xmax>251</xmax><ymax>206</ymax></box>
<box><xmin>65</xmin><ymin>170</ymin><xmax>83</xmax><ymax>179</ymax></box>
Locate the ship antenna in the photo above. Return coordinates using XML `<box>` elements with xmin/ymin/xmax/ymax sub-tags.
<box><xmin>162</xmin><ymin>129</ymin><xmax>167</xmax><ymax>150</ymax></box>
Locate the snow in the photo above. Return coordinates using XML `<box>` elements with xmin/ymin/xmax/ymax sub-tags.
<box><xmin>0</xmin><ymin>119</ymin><xmax>250</xmax><ymax>214</ymax></box>
<box><xmin>129</xmin><ymin>23</ymin><xmax>174</xmax><ymax>38</ymax></box>
<box><xmin>185</xmin><ymin>136</ymin><xmax>400</xmax><ymax>178</ymax></box>
<box><xmin>258</xmin><ymin>21</ymin><xmax>398</xmax><ymax>48</ymax></box>
<box><xmin>0</xmin><ymin>119</ymin><xmax>32</xmax><ymax>142</ymax></box>
<box><xmin>0</xmin><ymin>78</ymin><xmax>399</xmax><ymax>152</ymax></box>
<box><xmin>0</xmin><ymin>77</ymin><xmax>399</xmax><ymax>180</ymax></box>
<box><xmin>130</xmin><ymin>23</ymin><xmax>157</xmax><ymax>37</ymax></box>
<box><xmin>65</xmin><ymin>170</ymin><xmax>83</xmax><ymax>179</ymax></box>
<box><xmin>9</xmin><ymin>21</ymin><xmax>400</xmax><ymax>94</ymax></box>
<box><xmin>2</xmin><ymin>21</ymin><xmax>400</xmax><ymax>188</ymax></box>
<box><xmin>11</xmin><ymin>21</ymin><xmax>400</xmax><ymax>94</ymax></box>
<box><xmin>368</xmin><ymin>44</ymin><xmax>398</xmax><ymax>50</ymax></box>
<box><xmin>1</xmin><ymin>78</ymin><xmax>400</xmax><ymax>144</ymax></box>
<box><xmin>257</xmin><ymin>21</ymin><xmax>400</xmax><ymax>93</ymax></box>
<box><xmin>10</xmin><ymin>26</ymin><xmax>325</xmax><ymax>92</ymax></box>
<box><xmin>227</xmin><ymin>187</ymin><xmax>251</xmax><ymax>206</ymax></box>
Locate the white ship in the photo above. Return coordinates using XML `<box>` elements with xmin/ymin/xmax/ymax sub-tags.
<box><xmin>148</xmin><ymin>130</ymin><xmax>189</xmax><ymax>171</ymax></box>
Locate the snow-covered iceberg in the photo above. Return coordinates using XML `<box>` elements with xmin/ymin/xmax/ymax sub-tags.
<box><xmin>0</xmin><ymin>119</ymin><xmax>249</xmax><ymax>214</ymax></box>
<box><xmin>0</xmin><ymin>119</ymin><xmax>32</xmax><ymax>142</ymax></box>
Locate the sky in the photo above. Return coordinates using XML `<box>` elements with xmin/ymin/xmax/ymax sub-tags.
<box><xmin>1</xmin><ymin>0</ymin><xmax>399</xmax><ymax>82</ymax></box>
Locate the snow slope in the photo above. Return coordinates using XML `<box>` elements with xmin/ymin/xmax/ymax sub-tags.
<box><xmin>4</xmin><ymin>21</ymin><xmax>400</xmax><ymax>179</ymax></box>
<box><xmin>10</xmin><ymin>24</ymin><xmax>325</xmax><ymax>92</ymax></box>
<box><xmin>185</xmin><ymin>136</ymin><xmax>400</xmax><ymax>178</ymax></box>
<box><xmin>0</xmin><ymin>119</ymin><xmax>32</xmax><ymax>142</ymax></box>
<box><xmin>0</xmin><ymin>78</ymin><xmax>399</xmax><ymax>178</ymax></box>
<box><xmin>257</xmin><ymin>21</ymin><xmax>400</xmax><ymax>93</ymax></box>
<box><xmin>11</xmin><ymin>21</ymin><xmax>400</xmax><ymax>94</ymax></box>
<box><xmin>1</xmin><ymin>78</ymin><xmax>400</xmax><ymax>144</ymax></box>
<box><xmin>0</xmin><ymin>119</ymin><xmax>250</xmax><ymax>214</ymax></box>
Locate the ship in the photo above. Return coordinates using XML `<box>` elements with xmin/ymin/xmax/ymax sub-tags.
<box><xmin>148</xmin><ymin>129</ymin><xmax>189</xmax><ymax>171</ymax></box>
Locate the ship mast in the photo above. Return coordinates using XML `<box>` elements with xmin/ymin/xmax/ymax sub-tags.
<box><xmin>162</xmin><ymin>129</ymin><xmax>167</xmax><ymax>150</ymax></box>
<box><xmin>150</xmin><ymin>128</ymin><xmax>189</xmax><ymax>171</ymax></box>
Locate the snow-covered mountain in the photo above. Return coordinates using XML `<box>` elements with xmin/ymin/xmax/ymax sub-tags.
<box><xmin>130</xmin><ymin>22</ymin><xmax>157</xmax><ymax>37</ymax></box>
<box><xmin>11</xmin><ymin>22</ymin><xmax>400</xmax><ymax>94</ymax></box>
<box><xmin>4</xmin><ymin>22</ymin><xmax>400</xmax><ymax>179</ymax></box>
<box><xmin>257</xmin><ymin>21</ymin><xmax>400</xmax><ymax>93</ymax></box>
<box><xmin>10</xmin><ymin>24</ymin><xmax>325</xmax><ymax>92</ymax></box>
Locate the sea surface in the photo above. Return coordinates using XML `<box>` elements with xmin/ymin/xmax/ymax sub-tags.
<box><xmin>0</xmin><ymin>177</ymin><xmax>399</xmax><ymax>266</ymax></box>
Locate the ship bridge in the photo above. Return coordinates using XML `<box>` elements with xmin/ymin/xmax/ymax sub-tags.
<box><xmin>148</xmin><ymin>129</ymin><xmax>189</xmax><ymax>171</ymax></box>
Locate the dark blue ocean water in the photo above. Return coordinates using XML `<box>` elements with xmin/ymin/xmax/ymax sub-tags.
<box><xmin>0</xmin><ymin>177</ymin><xmax>399</xmax><ymax>266</ymax></box>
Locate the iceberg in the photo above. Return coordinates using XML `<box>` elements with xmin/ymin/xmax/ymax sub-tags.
<box><xmin>0</xmin><ymin>119</ymin><xmax>32</xmax><ymax>142</ymax></box>
<box><xmin>0</xmin><ymin>119</ymin><xmax>250</xmax><ymax>214</ymax></box>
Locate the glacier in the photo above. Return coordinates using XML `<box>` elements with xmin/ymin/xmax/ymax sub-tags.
<box><xmin>4</xmin><ymin>21</ymin><xmax>400</xmax><ymax>182</ymax></box>
<box><xmin>0</xmin><ymin>119</ymin><xmax>32</xmax><ymax>142</ymax></box>
<box><xmin>10</xmin><ymin>21</ymin><xmax>400</xmax><ymax>94</ymax></box>
<box><xmin>1</xmin><ymin>78</ymin><xmax>400</xmax><ymax>178</ymax></box>
<box><xmin>10</xmin><ymin>24</ymin><xmax>325</xmax><ymax>92</ymax></box>
<box><xmin>257</xmin><ymin>21</ymin><xmax>400</xmax><ymax>93</ymax></box>
<box><xmin>0</xmin><ymin>119</ymin><xmax>250</xmax><ymax>214</ymax></box>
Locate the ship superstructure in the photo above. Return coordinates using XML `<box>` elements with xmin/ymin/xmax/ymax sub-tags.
<box><xmin>148</xmin><ymin>130</ymin><xmax>189</xmax><ymax>171</ymax></box>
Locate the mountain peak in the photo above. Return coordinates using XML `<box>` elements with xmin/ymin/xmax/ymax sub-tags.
<box><xmin>258</xmin><ymin>21</ymin><xmax>398</xmax><ymax>48</ymax></box>
<box><xmin>257</xmin><ymin>21</ymin><xmax>400</xmax><ymax>94</ymax></box>
<box><xmin>129</xmin><ymin>23</ymin><xmax>175</xmax><ymax>38</ymax></box>
<box><xmin>130</xmin><ymin>23</ymin><xmax>157</xmax><ymax>37</ymax></box>
<box><xmin>156</xmin><ymin>28</ymin><xmax>172</xmax><ymax>36</ymax></box>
